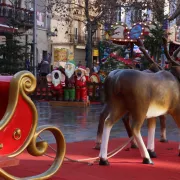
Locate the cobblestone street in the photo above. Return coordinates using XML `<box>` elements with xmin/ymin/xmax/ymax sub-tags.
<box><xmin>35</xmin><ymin>101</ymin><xmax>179</xmax><ymax>144</ymax></box>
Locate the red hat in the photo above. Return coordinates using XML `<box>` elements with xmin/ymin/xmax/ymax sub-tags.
<box><xmin>78</xmin><ymin>66</ymin><xmax>86</xmax><ymax>71</ymax></box>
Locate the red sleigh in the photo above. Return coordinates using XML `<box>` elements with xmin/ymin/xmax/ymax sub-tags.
<box><xmin>0</xmin><ymin>71</ymin><xmax>66</xmax><ymax>179</ymax></box>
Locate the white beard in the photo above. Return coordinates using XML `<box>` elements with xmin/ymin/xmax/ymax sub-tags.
<box><xmin>65</xmin><ymin>69</ymin><xmax>74</xmax><ymax>78</ymax></box>
<box><xmin>52</xmin><ymin>78</ymin><xmax>61</xmax><ymax>87</ymax></box>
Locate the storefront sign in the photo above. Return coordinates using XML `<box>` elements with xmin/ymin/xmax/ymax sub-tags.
<box><xmin>129</xmin><ymin>24</ymin><xmax>142</xmax><ymax>39</ymax></box>
<box><xmin>110</xmin><ymin>24</ymin><xmax>127</xmax><ymax>39</ymax></box>
<box><xmin>93</xmin><ymin>49</ymin><xmax>99</xmax><ymax>57</ymax></box>
<box><xmin>68</xmin><ymin>52</ymin><xmax>74</xmax><ymax>61</ymax></box>
<box><xmin>53</xmin><ymin>48</ymin><xmax>69</xmax><ymax>68</ymax></box>
<box><xmin>37</xmin><ymin>11</ymin><xmax>45</xmax><ymax>27</ymax></box>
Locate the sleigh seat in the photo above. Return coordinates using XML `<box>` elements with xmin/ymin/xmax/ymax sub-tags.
<box><xmin>0</xmin><ymin>71</ymin><xmax>66</xmax><ymax>180</ymax></box>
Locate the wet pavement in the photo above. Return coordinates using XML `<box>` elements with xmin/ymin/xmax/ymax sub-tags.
<box><xmin>35</xmin><ymin>101</ymin><xmax>180</xmax><ymax>144</ymax></box>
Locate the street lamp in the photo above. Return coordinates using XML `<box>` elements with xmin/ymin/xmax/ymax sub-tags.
<box><xmin>47</xmin><ymin>28</ymin><xmax>58</xmax><ymax>37</ymax></box>
<box><xmin>54</xmin><ymin>28</ymin><xmax>58</xmax><ymax>36</ymax></box>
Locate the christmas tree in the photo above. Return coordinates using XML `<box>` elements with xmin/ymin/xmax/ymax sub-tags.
<box><xmin>100</xmin><ymin>56</ymin><xmax>129</xmax><ymax>73</ymax></box>
<box><xmin>0</xmin><ymin>7</ymin><xmax>30</xmax><ymax>74</ymax></box>
<box><xmin>99</xmin><ymin>40</ymin><xmax>132</xmax><ymax>74</ymax></box>
<box><xmin>0</xmin><ymin>35</ymin><xmax>26</xmax><ymax>74</ymax></box>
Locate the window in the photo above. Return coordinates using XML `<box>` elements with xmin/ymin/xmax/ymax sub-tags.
<box><xmin>15</xmin><ymin>0</ymin><xmax>22</xmax><ymax>8</ymax></box>
<box><xmin>25</xmin><ymin>0</ymin><xmax>33</xmax><ymax>9</ymax></box>
<box><xmin>116</xmin><ymin>7</ymin><xmax>121</xmax><ymax>22</ymax></box>
<box><xmin>42</xmin><ymin>51</ymin><xmax>47</xmax><ymax>61</ymax></box>
<box><xmin>132</xmin><ymin>8</ymin><xmax>142</xmax><ymax>23</ymax></box>
<box><xmin>0</xmin><ymin>0</ymin><xmax>6</xmax><ymax>3</ymax></box>
<box><xmin>75</xmin><ymin>28</ymin><xmax>78</xmax><ymax>39</ymax></box>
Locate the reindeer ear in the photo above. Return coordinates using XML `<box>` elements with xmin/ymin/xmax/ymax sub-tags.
<box><xmin>46</xmin><ymin>73</ymin><xmax>52</xmax><ymax>82</ymax></box>
<box><xmin>60</xmin><ymin>73</ymin><xmax>65</xmax><ymax>82</ymax></box>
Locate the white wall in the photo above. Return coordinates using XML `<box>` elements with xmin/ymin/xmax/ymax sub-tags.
<box><xmin>50</xmin><ymin>18</ymin><xmax>71</xmax><ymax>43</ymax></box>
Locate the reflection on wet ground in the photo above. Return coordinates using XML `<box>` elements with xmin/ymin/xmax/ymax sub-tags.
<box><xmin>35</xmin><ymin>102</ymin><xmax>179</xmax><ymax>144</ymax></box>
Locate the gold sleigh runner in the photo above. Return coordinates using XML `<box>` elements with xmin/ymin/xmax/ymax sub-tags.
<box><xmin>0</xmin><ymin>71</ymin><xmax>66</xmax><ymax>180</ymax></box>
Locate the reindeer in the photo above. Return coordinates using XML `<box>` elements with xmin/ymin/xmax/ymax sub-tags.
<box><xmin>95</xmin><ymin>45</ymin><xmax>168</xmax><ymax>151</ymax></box>
<box><xmin>98</xmin><ymin>38</ymin><xmax>180</xmax><ymax>166</ymax></box>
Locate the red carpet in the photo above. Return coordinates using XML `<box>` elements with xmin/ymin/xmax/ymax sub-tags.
<box><xmin>3</xmin><ymin>138</ymin><xmax>180</xmax><ymax>180</ymax></box>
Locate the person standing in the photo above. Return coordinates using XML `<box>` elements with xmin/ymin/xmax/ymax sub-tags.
<box><xmin>40</xmin><ymin>60</ymin><xmax>50</xmax><ymax>76</ymax></box>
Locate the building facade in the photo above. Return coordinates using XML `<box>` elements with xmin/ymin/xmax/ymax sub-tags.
<box><xmin>50</xmin><ymin>1</ymin><xmax>102</xmax><ymax>68</ymax></box>
<box><xmin>0</xmin><ymin>0</ymin><xmax>52</xmax><ymax>73</ymax></box>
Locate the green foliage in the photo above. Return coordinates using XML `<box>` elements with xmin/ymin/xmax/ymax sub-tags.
<box><xmin>0</xmin><ymin>34</ymin><xmax>26</xmax><ymax>74</ymax></box>
<box><xmin>144</xmin><ymin>23</ymin><xmax>169</xmax><ymax>61</ymax></box>
<box><xmin>99</xmin><ymin>40</ymin><xmax>129</xmax><ymax>73</ymax></box>
<box><xmin>100</xmin><ymin>57</ymin><xmax>128</xmax><ymax>73</ymax></box>
<box><xmin>0</xmin><ymin>10</ymin><xmax>28</xmax><ymax>75</ymax></box>
<box><xmin>99</xmin><ymin>40</ymin><xmax>125</xmax><ymax>59</ymax></box>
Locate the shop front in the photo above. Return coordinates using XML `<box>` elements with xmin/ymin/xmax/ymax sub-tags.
<box><xmin>52</xmin><ymin>44</ymin><xmax>74</xmax><ymax>68</ymax></box>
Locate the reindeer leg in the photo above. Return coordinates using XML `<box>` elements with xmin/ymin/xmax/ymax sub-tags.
<box><xmin>147</xmin><ymin>117</ymin><xmax>157</xmax><ymax>158</ymax></box>
<box><xmin>99</xmin><ymin>107</ymin><xmax>125</xmax><ymax>166</ymax></box>
<box><xmin>132</xmin><ymin>116</ymin><xmax>153</xmax><ymax>165</ymax></box>
<box><xmin>169</xmin><ymin>107</ymin><xmax>180</xmax><ymax>156</ymax></box>
<box><xmin>122</xmin><ymin>112</ymin><xmax>138</xmax><ymax>149</ymax></box>
<box><xmin>99</xmin><ymin>115</ymin><xmax>112</xmax><ymax>166</ymax></box>
<box><xmin>159</xmin><ymin>115</ymin><xmax>168</xmax><ymax>143</ymax></box>
<box><xmin>94</xmin><ymin>104</ymin><xmax>109</xmax><ymax>150</ymax></box>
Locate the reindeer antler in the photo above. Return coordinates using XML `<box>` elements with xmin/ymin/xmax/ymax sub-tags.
<box><xmin>137</xmin><ymin>39</ymin><xmax>163</xmax><ymax>70</ymax></box>
<box><xmin>173</xmin><ymin>46</ymin><xmax>180</xmax><ymax>59</ymax></box>
<box><xmin>162</xmin><ymin>37</ymin><xmax>180</xmax><ymax>66</ymax></box>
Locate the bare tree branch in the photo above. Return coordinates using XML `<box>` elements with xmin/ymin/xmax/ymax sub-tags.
<box><xmin>173</xmin><ymin>46</ymin><xmax>180</xmax><ymax>59</ymax></box>
<box><xmin>137</xmin><ymin>39</ymin><xmax>163</xmax><ymax>70</ymax></box>
<box><xmin>162</xmin><ymin>37</ymin><xmax>180</xmax><ymax>66</ymax></box>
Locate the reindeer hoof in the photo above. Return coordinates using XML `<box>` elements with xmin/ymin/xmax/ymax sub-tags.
<box><xmin>131</xmin><ymin>143</ymin><xmax>138</xmax><ymax>149</ymax></box>
<box><xmin>99</xmin><ymin>158</ymin><xmax>110</xmax><ymax>166</ymax></box>
<box><xmin>93</xmin><ymin>143</ymin><xmax>101</xmax><ymax>150</ymax></box>
<box><xmin>143</xmin><ymin>158</ymin><xmax>154</xmax><ymax>165</ymax></box>
<box><xmin>148</xmin><ymin>150</ymin><xmax>157</xmax><ymax>158</ymax></box>
<box><xmin>160</xmin><ymin>138</ymin><xmax>168</xmax><ymax>143</ymax></box>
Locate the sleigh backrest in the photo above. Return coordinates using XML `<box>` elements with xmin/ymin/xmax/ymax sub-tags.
<box><xmin>0</xmin><ymin>76</ymin><xmax>13</xmax><ymax>120</ymax></box>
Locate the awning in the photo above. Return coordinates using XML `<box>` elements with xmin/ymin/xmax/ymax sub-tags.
<box><xmin>110</xmin><ymin>38</ymin><xmax>137</xmax><ymax>45</ymax></box>
<box><xmin>170</xmin><ymin>40</ymin><xmax>180</xmax><ymax>46</ymax></box>
<box><xmin>0</xmin><ymin>24</ymin><xmax>18</xmax><ymax>33</ymax></box>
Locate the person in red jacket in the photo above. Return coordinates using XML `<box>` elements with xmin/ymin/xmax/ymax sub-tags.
<box><xmin>75</xmin><ymin>66</ymin><xmax>89</xmax><ymax>102</ymax></box>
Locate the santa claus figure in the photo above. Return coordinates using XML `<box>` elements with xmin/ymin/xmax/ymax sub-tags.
<box><xmin>75</xmin><ymin>66</ymin><xmax>89</xmax><ymax>102</ymax></box>
<box><xmin>46</xmin><ymin>69</ymin><xmax>65</xmax><ymax>101</ymax></box>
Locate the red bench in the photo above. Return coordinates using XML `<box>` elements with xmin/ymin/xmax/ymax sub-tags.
<box><xmin>0</xmin><ymin>71</ymin><xmax>66</xmax><ymax>179</ymax></box>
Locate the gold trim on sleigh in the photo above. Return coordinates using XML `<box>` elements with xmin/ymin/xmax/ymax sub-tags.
<box><xmin>0</xmin><ymin>71</ymin><xmax>66</xmax><ymax>180</ymax></box>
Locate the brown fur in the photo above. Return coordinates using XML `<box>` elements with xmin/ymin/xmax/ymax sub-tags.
<box><xmin>99</xmin><ymin>68</ymin><xmax>180</xmax><ymax>165</ymax></box>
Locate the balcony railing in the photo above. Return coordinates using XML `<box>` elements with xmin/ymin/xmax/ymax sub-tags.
<box><xmin>69</xmin><ymin>34</ymin><xmax>101</xmax><ymax>46</ymax></box>
<box><xmin>0</xmin><ymin>4</ymin><xmax>33</xmax><ymax>28</ymax></box>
